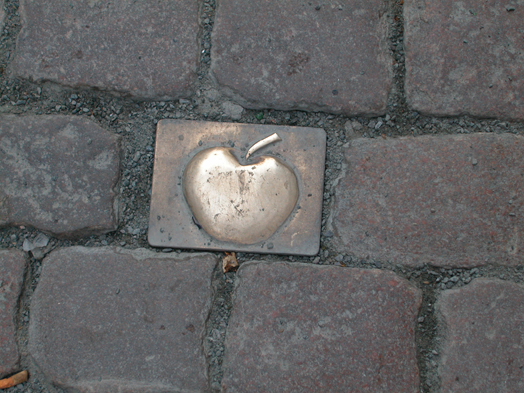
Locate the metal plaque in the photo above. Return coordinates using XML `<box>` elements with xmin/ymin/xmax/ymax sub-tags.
<box><xmin>148</xmin><ymin>120</ymin><xmax>326</xmax><ymax>255</ymax></box>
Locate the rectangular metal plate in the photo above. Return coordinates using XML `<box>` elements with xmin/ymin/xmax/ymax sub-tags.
<box><xmin>148</xmin><ymin>120</ymin><xmax>326</xmax><ymax>255</ymax></box>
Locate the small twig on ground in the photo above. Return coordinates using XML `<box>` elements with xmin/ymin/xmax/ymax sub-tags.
<box><xmin>0</xmin><ymin>370</ymin><xmax>29</xmax><ymax>389</ymax></box>
<box><xmin>222</xmin><ymin>252</ymin><xmax>239</xmax><ymax>273</ymax></box>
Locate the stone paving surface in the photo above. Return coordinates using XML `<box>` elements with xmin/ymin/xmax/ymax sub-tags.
<box><xmin>331</xmin><ymin>133</ymin><xmax>524</xmax><ymax>267</ymax></box>
<box><xmin>437</xmin><ymin>278</ymin><xmax>524</xmax><ymax>392</ymax></box>
<box><xmin>222</xmin><ymin>262</ymin><xmax>421</xmax><ymax>392</ymax></box>
<box><xmin>11</xmin><ymin>0</ymin><xmax>200</xmax><ymax>99</ymax></box>
<box><xmin>29</xmin><ymin>247</ymin><xmax>216</xmax><ymax>393</ymax></box>
<box><xmin>0</xmin><ymin>249</ymin><xmax>25</xmax><ymax>378</ymax></box>
<box><xmin>0</xmin><ymin>115</ymin><xmax>120</xmax><ymax>237</ymax></box>
<box><xmin>0</xmin><ymin>0</ymin><xmax>524</xmax><ymax>391</ymax></box>
<box><xmin>211</xmin><ymin>0</ymin><xmax>392</xmax><ymax>116</ymax></box>
<box><xmin>405</xmin><ymin>0</ymin><xmax>524</xmax><ymax>121</ymax></box>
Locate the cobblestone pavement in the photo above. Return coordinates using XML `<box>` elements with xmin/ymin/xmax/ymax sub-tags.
<box><xmin>0</xmin><ymin>0</ymin><xmax>523</xmax><ymax>392</ymax></box>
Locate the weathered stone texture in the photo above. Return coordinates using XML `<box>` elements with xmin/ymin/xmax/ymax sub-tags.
<box><xmin>29</xmin><ymin>247</ymin><xmax>216</xmax><ymax>393</ymax></box>
<box><xmin>331</xmin><ymin>133</ymin><xmax>524</xmax><ymax>267</ymax></box>
<box><xmin>438</xmin><ymin>279</ymin><xmax>524</xmax><ymax>392</ymax></box>
<box><xmin>11</xmin><ymin>0</ymin><xmax>199</xmax><ymax>99</ymax></box>
<box><xmin>0</xmin><ymin>115</ymin><xmax>120</xmax><ymax>237</ymax></box>
<box><xmin>211</xmin><ymin>0</ymin><xmax>392</xmax><ymax>115</ymax></box>
<box><xmin>405</xmin><ymin>0</ymin><xmax>524</xmax><ymax>120</ymax></box>
<box><xmin>0</xmin><ymin>250</ymin><xmax>25</xmax><ymax>378</ymax></box>
<box><xmin>222</xmin><ymin>262</ymin><xmax>421</xmax><ymax>392</ymax></box>
<box><xmin>0</xmin><ymin>2</ymin><xmax>4</xmax><ymax>30</ymax></box>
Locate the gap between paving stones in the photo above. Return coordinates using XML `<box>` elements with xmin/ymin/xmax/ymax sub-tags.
<box><xmin>204</xmin><ymin>264</ymin><xmax>236</xmax><ymax>391</ymax></box>
<box><xmin>0</xmin><ymin>0</ymin><xmax>523</xmax><ymax>392</ymax></box>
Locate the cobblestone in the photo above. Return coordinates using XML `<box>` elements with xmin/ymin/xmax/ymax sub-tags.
<box><xmin>0</xmin><ymin>115</ymin><xmax>120</xmax><ymax>237</ymax></box>
<box><xmin>211</xmin><ymin>0</ymin><xmax>392</xmax><ymax>115</ymax></box>
<box><xmin>405</xmin><ymin>0</ymin><xmax>524</xmax><ymax>121</ymax></box>
<box><xmin>0</xmin><ymin>1</ymin><xmax>522</xmax><ymax>391</ymax></box>
<box><xmin>222</xmin><ymin>262</ymin><xmax>421</xmax><ymax>392</ymax></box>
<box><xmin>437</xmin><ymin>278</ymin><xmax>524</xmax><ymax>392</ymax></box>
<box><xmin>331</xmin><ymin>133</ymin><xmax>524</xmax><ymax>267</ymax></box>
<box><xmin>0</xmin><ymin>2</ymin><xmax>4</xmax><ymax>30</ymax></box>
<box><xmin>29</xmin><ymin>247</ymin><xmax>216</xmax><ymax>393</ymax></box>
<box><xmin>0</xmin><ymin>249</ymin><xmax>25</xmax><ymax>378</ymax></box>
<box><xmin>11</xmin><ymin>0</ymin><xmax>200</xmax><ymax>99</ymax></box>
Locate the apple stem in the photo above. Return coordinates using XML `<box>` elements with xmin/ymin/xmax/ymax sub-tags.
<box><xmin>245</xmin><ymin>133</ymin><xmax>282</xmax><ymax>160</ymax></box>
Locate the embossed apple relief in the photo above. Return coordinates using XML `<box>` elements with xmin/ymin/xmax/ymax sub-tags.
<box><xmin>183</xmin><ymin>133</ymin><xmax>299</xmax><ymax>244</ymax></box>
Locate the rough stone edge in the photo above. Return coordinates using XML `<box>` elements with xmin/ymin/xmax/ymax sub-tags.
<box><xmin>402</xmin><ymin>0</ymin><xmax>460</xmax><ymax>119</ymax></box>
<box><xmin>39</xmin><ymin>245</ymin><xmax>217</xmax><ymax>262</ymax></box>
<box><xmin>403</xmin><ymin>0</ymin><xmax>432</xmax><ymax>118</ymax></box>
<box><xmin>0</xmin><ymin>249</ymin><xmax>26</xmax><ymax>379</ymax></box>
<box><xmin>60</xmin><ymin>115</ymin><xmax>122</xmax><ymax>240</ymax></box>
<box><xmin>235</xmin><ymin>261</ymin><xmax>423</xmax><ymax>311</ymax></box>
<box><xmin>233</xmin><ymin>259</ymin><xmax>422</xmax><ymax>303</ymax></box>
<box><xmin>209</xmin><ymin>80</ymin><xmax>391</xmax><ymax>117</ymax></box>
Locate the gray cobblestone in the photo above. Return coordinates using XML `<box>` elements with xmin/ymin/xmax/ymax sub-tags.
<box><xmin>11</xmin><ymin>0</ymin><xmax>200</xmax><ymax>99</ymax></box>
<box><xmin>0</xmin><ymin>249</ymin><xmax>25</xmax><ymax>378</ymax></box>
<box><xmin>211</xmin><ymin>0</ymin><xmax>392</xmax><ymax>115</ymax></box>
<box><xmin>0</xmin><ymin>115</ymin><xmax>120</xmax><ymax>237</ymax></box>
<box><xmin>29</xmin><ymin>247</ymin><xmax>216</xmax><ymax>393</ymax></box>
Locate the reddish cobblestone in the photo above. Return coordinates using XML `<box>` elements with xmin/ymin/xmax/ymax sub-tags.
<box><xmin>29</xmin><ymin>247</ymin><xmax>216</xmax><ymax>393</ymax></box>
<box><xmin>331</xmin><ymin>133</ymin><xmax>524</xmax><ymax>267</ymax></box>
<box><xmin>405</xmin><ymin>0</ymin><xmax>524</xmax><ymax>121</ymax></box>
<box><xmin>11</xmin><ymin>0</ymin><xmax>199</xmax><ymax>99</ymax></box>
<box><xmin>437</xmin><ymin>278</ymin><xmax>524</xmax><ymax>392</ymax></box>
<box><xmin>211</xmin><ymin>0</ymin><xmax>392</xmax><ymax>116</ymax></box>
<box><xmin>0</xmin><ymin>249</ymin><xmax>25</xmax><ymax>378</ymax></box>
<box><xmin>0</xmin><ymin>115</ymin><xmax>120</xmax><ymax>237</ymax></box>
<box><xmin>222</xmin><ymin>262</ymin><xmax>421</xmax><ymax>392</ymax></box>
